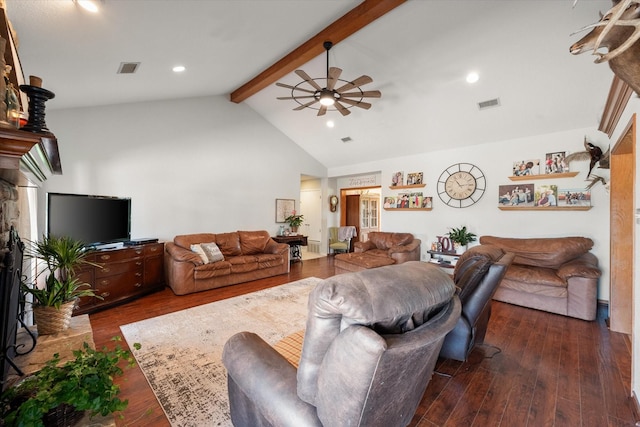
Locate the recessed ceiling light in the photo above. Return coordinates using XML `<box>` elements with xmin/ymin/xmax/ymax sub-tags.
<box><xmin>466</xmin><ymin>72</ymin><xmax>479</xmax><ymax>84</ymax></box>
<box><xmin>75</xmin><ymin>0</ymin><xmax>99</xmax><ymax>13</ymax></box>
<box><xmin>172</xmin><ymin>65</ymin><xmax>186</xmax><ymax>73</ymax></box>
<box><xmin>326</xmin><ymin>120</ymin><xmax>335</xmax><ymax>128</ymax></box>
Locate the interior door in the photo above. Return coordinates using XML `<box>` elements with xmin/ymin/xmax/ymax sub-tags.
<box><xmin>360</xmin><ymin>196</ymin><xmax>380</xmax><ymax>242</ymax></box>
<box><xmin>344</xmin><ymin>194</ymin><xmax>360</xmax><ymax>246</ymax></box>
<box><xmin>300</xmin><ymin>189</ymin><xmax>321</xmax><ymax>242</ymax></box>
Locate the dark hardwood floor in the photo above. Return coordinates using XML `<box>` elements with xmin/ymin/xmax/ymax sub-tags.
<box><xmin>90</xmin><ymin>256</ymin><xmax>638</xmax><ymax>427</ymax></box>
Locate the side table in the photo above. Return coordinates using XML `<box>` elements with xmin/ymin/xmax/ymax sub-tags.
<box><xmin>272</xmin><ymin>235</ymin><xmax>308</xmax><ymax>262</ymax></box>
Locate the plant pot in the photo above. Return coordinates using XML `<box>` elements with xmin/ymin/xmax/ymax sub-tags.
<box><xmin>290</xmin><ymin>226</ymin><xmax>298</xmax><ymax>234</ymax></box>
<box><xmin>33</xmin><ymin>300</ymin><xmax>76</xmax><ymax>335</ymax></box>
<box><xmin>43</xmin><ymin>403</ymin><xmax>85</xmax><ymax>427</ymax></box>
<box><xmin>455</xmin><ymin>243</ymin><xmax>466</xmax><ymax>255</ymax></box>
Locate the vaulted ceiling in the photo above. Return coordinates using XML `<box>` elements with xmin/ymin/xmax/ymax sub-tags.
<box><xmin>5</xmin><ymin>0</ymin><xmax>616</xmax><ymax>169</ymax></box>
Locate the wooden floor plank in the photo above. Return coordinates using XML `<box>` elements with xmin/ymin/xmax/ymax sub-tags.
<box><xmin>83</xmin><ymin>256</ymin><xmax>637</xmax><ymax>427</ymax></box>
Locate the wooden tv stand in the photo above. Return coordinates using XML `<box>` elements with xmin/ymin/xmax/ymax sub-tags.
<box><xmin>74</xmin><ymin>242</ymin><xmax>165</xmax><ymax>315</ymax></box>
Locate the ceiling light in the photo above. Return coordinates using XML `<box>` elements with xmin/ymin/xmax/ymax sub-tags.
<box><xmin>326</xmin><ymin>120</ymin><xmax>335</xmax><ymax>128</ymax></box>
<box><xmin>172</xmin><ymin>65</ymin><xmax>186</xmax><ymax>73</ymax></box>
<box><xmin>466</xmin><ymin>72</ymin><xmax>479</xmax><ymax>84</ymax></box>
<box><xmin>75</xmin><ymin>0</ymin><xmax>99</xmax><ymax>13</ymax></box>
<box><xmin>319</xmin><ymin>90</ymin><xmax>335</xmax><ymax>106</ymax></box>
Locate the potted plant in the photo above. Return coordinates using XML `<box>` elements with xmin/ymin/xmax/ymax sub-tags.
<box><xmin>0</xmin><ymin>338</ymin><xmax>140</xmax><ymax>426</ymax></box>
<box><xmin>22</xmin><ymin>235</ymin><xmax>100</xmax><ymax>335</ymax></box>
<box><xmin>284</xmin><ymin>211</ymin><xmax>304</xmax><ymax>234</ymax></box>
<box><xmin>447</xmin><ymin>226</ymin><xmax>477</xmax><ymax>254</ymax></box>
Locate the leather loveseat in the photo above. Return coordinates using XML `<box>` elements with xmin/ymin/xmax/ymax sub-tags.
<box><xmin>479</xmin><ymin>236</ymin><xmax>601</xmax><ymax>321</ymax></box>
<box><xmin>334</xmin><ymin>231</ymin><xmax>421</xmax><ymax>274</ymax></box>
<box><xmin>164</xmin><ymin>230</ymin><xmax>289</xmax><ymax>295</ymax></box>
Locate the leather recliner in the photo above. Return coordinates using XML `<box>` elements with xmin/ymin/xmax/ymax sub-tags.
<box><xmin>439</xmin><ymin>245</ymin><xmax>514</xmax><ymax>362</ymax></box>
<box><xmin>222</xmin><ymin>261</ymin><xmax>461</xmax><ymax>427</ymax></box>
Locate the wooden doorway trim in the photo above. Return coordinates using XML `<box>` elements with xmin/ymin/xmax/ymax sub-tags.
<box><xmin>609</xmin><ymin>113</ymin><xmax>636</xmax><ymax>334</ymax></box>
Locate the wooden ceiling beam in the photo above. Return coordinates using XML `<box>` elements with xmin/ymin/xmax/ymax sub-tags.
<box><xmin>229</xmin><ymin>0</ymin><xmax>407</xmax><ymax>104</ymax></box>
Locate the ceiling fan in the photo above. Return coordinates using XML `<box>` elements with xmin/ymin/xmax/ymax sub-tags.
<box><xmin>276</xmin><ymin>41</ymin><xmax>381</xmax><ymax>116</ymax></box>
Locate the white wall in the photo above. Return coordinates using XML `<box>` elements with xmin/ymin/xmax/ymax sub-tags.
<box><xmin>40</xmin><ymin>95</ymin><xmax>327</xmax><ymax>242</ymax></box>
<box><xmin>329</xmin><ymin>126</ymin><xmax>611</xmax><ymax>301</ymax></box>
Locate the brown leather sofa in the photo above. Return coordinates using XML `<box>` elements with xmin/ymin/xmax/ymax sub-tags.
<box><xmin>164</xmin><ymin>230</ymin><xmax>289</xmax><ymax>295</ymax></box>
<box><xmin>479</xmin><ymin>236</ymin><xmax>601</xmax><ymax>321</ymax></box>
<box><xmin>334</xmin><ymin>231</ymin><xmax>421</xmax><ymax>274</ymax></box>
<box><xmin>222</xmin><ymin>261</ymin><xmax>460</xmax><ymax>427</ymax></box>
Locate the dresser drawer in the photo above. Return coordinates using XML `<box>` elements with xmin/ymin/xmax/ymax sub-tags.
<box><xmin>94</xmin><ymin>271</ymin><xmax>144</xmax><ymax>299</ymax></box>
<box><xmin>95</xmin><ymin>260</ymin><xmax>143</xmax><ymax>278</ymax></box>
<box><xmin>144</xmin><ymin>243</ymin><xmax>164</xmax><ymax>257</ymax></box>
<box><xmin>95</xmin><ymin>247</ymin><xmax>143</xmax><ymax>263</ymax></box>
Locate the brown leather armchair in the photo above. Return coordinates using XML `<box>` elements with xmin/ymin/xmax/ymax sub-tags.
<box><xmin>479</xmin><ymin>236</ymin><xmax>601</xmax><ymax>321</ymax></box>
<box><xmin>439</xmin><ymin>245</ymin><xmax>514</xmax><ymax>361</ymax></box>
<box><xmin>222</xmin><ymin>261</ymin><xmax>460</xmax><ymax>427</ymax></box>
<box><xmin>354</xmin><ymin>231</ymin><xmax>421</xmax><ymax>264</ymax></box>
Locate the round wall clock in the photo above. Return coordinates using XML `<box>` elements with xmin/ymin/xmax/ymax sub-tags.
<box><xmin>437</xmin><ymin>163</ymin><xmax>486</xmax><ymax>208</ymax></box>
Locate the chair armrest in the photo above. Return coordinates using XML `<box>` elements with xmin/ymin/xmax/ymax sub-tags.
<box><xmin>165</xmin><ymin>242</ymin><xmax>203</xmax><ymax>265</ymax></box>
<box><xmin>388</xmin><ymin>239</ymin><xmax>421</xmax><ymax>254</ymax></box>
<box><xmin>556</xmin><ymin>254</ymin><xmax>601</xmax><ymax>281</ymax></box>
<box><xmin>222</xmin><ymin>332</ymin><xmax>321</xmax><ymax>427</ymax></box>
<box><xmin>354</xmin><ymin>241</ymin><xmax>375</xmax><ymax>252</ymax></box>
<box><xmin>265</xmin><ymin>239</ymin><xmax>289</xmax><ymax>255</ymax></box>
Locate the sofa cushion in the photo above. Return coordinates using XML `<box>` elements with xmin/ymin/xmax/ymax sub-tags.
<box><xmin>238</xmin><ymin>230</ymin><xmax>271</xmax><ymax>255</ymax></box>
<box><xmin>194</xmin><ymin>261</ymin><xmax>231</xmax><ymax>279</ymax></box>
<box><xmin>228</xmin><ymin>255</ymin><xmax>259</xmax><ymax>273</ymax></box>
<box><xmin>504</xmin><ymin>264</ymin><xmax>566</xmax><ymax>288</ymax></box>
<box><xmin>479</xmin><ymin>236</ymin><xmax>593</xmax><ymax>269</ymax></box>
<box><xmin>216</xmin><ymin>232</ymin><xmax>242</xmax><ymax>257</ymax></box>
<box><xmin>454</xmin><ymin>255</ymin><xmax>493</xmax><ymax>301</ymax></box>
<box><xmin>190</xmin><ymin>244</ymin><xmax>208</xmax><ymax>264</ymax></box>
<box><xmin>175</xmin><ymin>233</ymin><xmax>218</xmax><ymax>250</ymax></box>
<box><xmin>369</xmin><ymin>232</ymin><xmax>413</xmax><ymax>250</ymax></box>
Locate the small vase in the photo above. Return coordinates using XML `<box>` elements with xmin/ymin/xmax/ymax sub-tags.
<box><xmin>455</xmin><ymin>243</ymin><xmax>466</xmax><ymax>255</ymax></box>
<box><xmin>33</xmin><ymin>300</ymin><xmax>76</xmax><ymax>335</ymax></box>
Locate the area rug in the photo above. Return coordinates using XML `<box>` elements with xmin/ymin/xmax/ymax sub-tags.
<box><xmin>119</xmin><ymin>277</ymin><xmax>321</xmax><ymax>427</ymax></box>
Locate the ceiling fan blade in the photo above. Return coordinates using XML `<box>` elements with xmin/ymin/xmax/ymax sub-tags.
<box><xmin>277</xmin><ymin>95</ymin><xmax>315</xmax><ymax>100</ymax></box>
<box><xmin>339</xmin><ymin>98</ymin><xmax>372</xmax><ymax>109</ymax></box>
<box><xmin>276</xmin><ymin>82</ymin><xmax>316</xmax><ymax>94</ymax></box>
<box><xmin>334</xmin><ymin>101</ymin><xmax>351</xmax><ymax>116</ymax></box>
<box><xmin>340</xmin><ymin>90</ymin><xmax>381</xmax><ymax>98</ymax></box>
<box><xmin>293</xmin><ymin>99</ymin><xmax>319</xmax><ymax>111</ymax></box>
<box><xmin>295</xmin><ymin>70</ymin><xmax>322</xmax><ymax>91</ymax></box>
<box><xmin>317</xmin><ymin>105</ymin><xmax>327</xmax><ymax>116</ymax></box>
<box><xmin>336</xmin><ymin>75</ymin><xmax>373</xmax><ymax>93</ymax></box>
<box><xmin>326</xmin><ymin>67</ymin><xmax>342</xmax><ymax>90</ymax></box>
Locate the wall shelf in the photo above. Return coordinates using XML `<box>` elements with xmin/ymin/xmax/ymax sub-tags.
<box><xmin>388</xmin><ymin>184</ymin><xmax>426</xmax><ymax>189</ymax></box>
<box><xmin>498</xmin><ymin>206</ymin><xmax>592</xmax><ymax>211</ymax></box>
<box><xmin>383</xmin><ymin>207</ymin><xmax>432</xmax><ymax>211</ymax></box>
<box><xmin>508</xmin><ymin>172</ymin><xmax>579</xmax><ymax>181</ymax></box>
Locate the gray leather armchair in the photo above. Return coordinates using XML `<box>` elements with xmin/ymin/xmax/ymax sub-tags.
<box><xmin>439</xmin><ymin>245</ymin><xmax>514</xmax><ymax>362</ymax></box>
<box><xmin>222</xmin><ymin>261</ymin><xmax>461</xmax><ymax>427</ymax></box>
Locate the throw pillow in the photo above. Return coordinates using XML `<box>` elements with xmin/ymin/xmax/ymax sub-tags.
<box><xmin>201</xmin><ymin>242</ymin><xmax>225</xmax><ymax>263</ymax></box>
<box><xmin>190</xmin><ymin>244</ymin><xmax>208</xmax><ymax>264</ymax></box>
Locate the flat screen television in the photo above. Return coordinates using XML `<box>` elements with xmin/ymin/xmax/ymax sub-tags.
<box><xmin>47</xmin><ymin>192</ymin><xmax>131</xmax><ymax>247</ymax></box>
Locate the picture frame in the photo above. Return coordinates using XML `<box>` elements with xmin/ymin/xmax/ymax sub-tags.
<box><xmin>407</xmin><ymin>172</ymin><xmax>423</xmax><ymax>185</ymax></box>
<box><xmin>498</xmin><ymin>184</ymin><xmax>535</xmax><ymax>206</ymax></box>
<box><xmin>558</xmin><ymin>188</ymin><xmax>591</xmax><ymax>207</ymax></box>
<box><xmin>512</xmin><ymin>159</ymin><xmax>540</xmax><ymax>176</ymax></box>
<box><xmin>535</xmin><ymin>184</ymin><xmax>558</xmax><ymax>207</ymax></box>
<box><xmin>422</xmin><ymin>196</ymin><xmax>433</xmax><ymax>208</ymax></box>
<box><xmin>383</xmin><ymin>196</ymin><xmax>396</xmax><ymax>208</ymax></box>
<box><xmin>391</xmin><ymin>171</ymin><xmax>404</xmax><ymax>187</ymax></box>
<box><xmin>544</xmin><ymin>152</ymin><xmax>568</xmax><ymax>174</ymax></box>
<box><xmin>275</xmin><ymin>199</ymin><xmax>295</xmax><ymax>223</ymax></box>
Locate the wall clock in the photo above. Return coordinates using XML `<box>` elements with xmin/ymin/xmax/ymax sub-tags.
<box><xmin>329</xmin><ymin>195</ymin><xmax>339</xmax><ymax>212</ymax></box>
<box><xmin>437</xmin><ymin>163</ymin><xmax>486</xmax><ymax>208</ymax></box>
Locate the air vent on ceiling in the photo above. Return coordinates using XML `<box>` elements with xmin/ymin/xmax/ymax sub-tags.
<box><xmin>341</xmin><ymin>137</ymin><xmax>352</xmax><ymax>143</ymax></box>
<box><xmin>478</xmin><ymin>98</ymin><xmax>501</xmax><ymax>110</ymax></box>
<box><xmin>117</xmin><ymin>62</ymin><xmax>141</xmax><ymax>74</ymax></box>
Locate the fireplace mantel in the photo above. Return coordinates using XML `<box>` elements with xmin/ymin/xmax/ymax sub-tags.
<box><xmin>0</xmin><ymin>127</ymin><xmax>61</xmax><ymax>187</ymax></box>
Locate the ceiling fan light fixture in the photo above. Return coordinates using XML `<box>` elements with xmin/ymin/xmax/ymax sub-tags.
<box><xmin>319</xmin><ymin>91</ymin><xmax>335</xmax><ymax>106</ymax></box>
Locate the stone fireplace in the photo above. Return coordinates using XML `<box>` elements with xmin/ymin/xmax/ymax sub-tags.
<box><xmin>0</xmin><ymin>178</ymin><xmax>19</xmax><ymax>247</ymax></box>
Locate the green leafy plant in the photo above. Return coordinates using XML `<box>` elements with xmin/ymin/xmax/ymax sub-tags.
<box><xmin>447</xmin><ymin>226</ymin><xmax>477</xmax><ymax>246</ymax></box>
<box><xmin>22</xmin><ymin>235</ymin><xmax>101</xmax><ymax>308</ymax></box>
<box><xmin>0</xmin><ymin>337</ymin><xmax>141</xmax><ymax>426</ymax></box>
<box><xmin>284</xmin><ymin>211</ymin><xmax>304</xmax><ymax>228</ymax></box>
